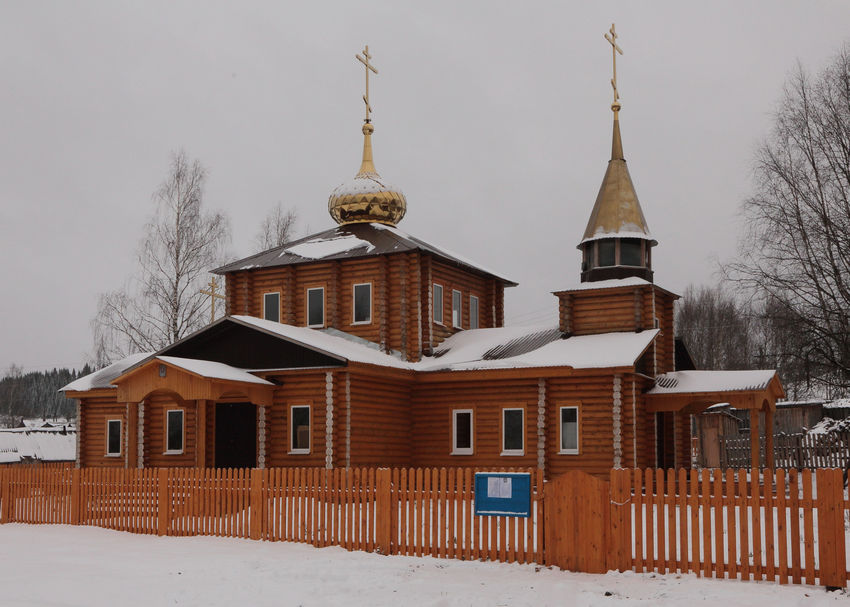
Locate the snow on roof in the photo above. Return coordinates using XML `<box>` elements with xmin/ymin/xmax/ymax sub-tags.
<box><xmin>61</xmin><ymin>352</ymin><xmax>152</xmax><ymax>392</ymax></box>
<box><xmin>648</xmin><ymin>370</ymin><xmax>777</xmax><ymax>395</ymax></box>
<box><xmin>232</xmin><ymin>316</ymin><xmax>409</xmax><ymax>370</ymax></box>
<box><xmin>824</xmin><ymin>398</ymin><xmax>850</xmax><ymax>409</ymax></box>
<box><xmin>554</xmin><ymin>276</ymin><xmax>653</xmax><ymax>293</ymax></box>
<box><xmin>419</xmin><ymin>328</ymin><xmax>659</xmax><ymax>372</ymax></box>
<box><xmin>156</xmin><ymin>356</ymin><xmax>274</xmax><ymax>385</ymax></box>
<box><xmin>0</xmin><ymin>429</ymin><xmax>76</xmax><ymax>463</ymax></box>
<box><xmin>579</xmin><ymin>229</ymin><xmax>655</xmax><ymax>245</ymax></box>
<box><xmin>281</xmin><ymin>233</ymin><xmax>375</xmax><ymax>260</ymax></box>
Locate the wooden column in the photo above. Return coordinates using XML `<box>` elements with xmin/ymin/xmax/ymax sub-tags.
<box><xmin>749</xmin><ymin>409</ymin><xmax>761</xmax><ymax>472</ymax></box>
<box><xmin>126</xmin><ymin>402</ymin><xmax>138</xmax><ymax>468</ymax></box>
<box><xmin>764</xmin><ymin>406</ymin><xmax>775</xmax><ymax>470</ymax></box>
<box><xmin>196</xmin><ymin>400</ymin><xmax>207</xmax><ymax>468</ymax></box>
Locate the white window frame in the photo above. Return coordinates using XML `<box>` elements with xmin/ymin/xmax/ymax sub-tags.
<box><xmin>433</xmin><ymin>283</ymin><xmax>444</xmax><ymax>324</ymax></box>
<box><xmin>352</xmin><ymin>282</ymin><xmax>372</xmax><ymax>325</ymax></box>
<box><xmin>306</xmin><ymin>287</ymin><xmax>325</xmax><ymax>328</ymax></box>
<box><xmin>469</xmin><ymin>295</ymin><xmax>479</xmax><ymax>330</ymax></box>
<box><xmin>451</xmin><ymin>409</ymin><xmax>473</xmax><ymax>455</ymax></box>
<box><xmin>452</xmin><ymin>289</ymin><xmax>462</xmax><ymax>328</ymax></box>
<box><xmin>289</xmin><ymin>404</ymin><xmax>311</xmax><ymax>455</ymax></box>
<box><xmin>263</xmin><ymin>291</ymin><xmax>281</xmax><ymax>323</ymax></box>
<box><xmin>106</xmin><ymin>419</ymin><xmax>122</xmax><ymax>457</ymax></box>
<box><xmin>558</xmin><ymin>405</ymin><xmax>580</xmax><ymax>455</ymax></box>
<box><xmin>501</xmin><ymin>407</ymin><xmax>525</xmax><ymax>456</ymax></box>
<box><xmin>164</xmin><ymin>409</ymin><xmax>184</xmax><ymax>455</ymax></box>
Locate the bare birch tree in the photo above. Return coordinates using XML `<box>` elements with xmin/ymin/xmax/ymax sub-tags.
<box><xmin>254</xmin><ymin>203</ymin><xmax>298</xmax><ymax>252</ymax></box>
<box><xmin>93</xmin><ymin>151</ymin><xmax>231</xmax><ymax>361</ymax></box>
<box><xmin>725</xmin><ymin>45</ymin><xmax>850</xmax><ymax>392</ymax></box>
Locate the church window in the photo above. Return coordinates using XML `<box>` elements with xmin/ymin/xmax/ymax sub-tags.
<box><xmin>165</xmin><ymin>410</ymin><xmax>184</xmax><ymax>454</ymax></box>
<box><xmin>106</xmin><ymin>419</ymin><xmax>121</xmax><ymax>456</ymax></box>
<box><xmin>353</xmin><ymin>283</ymin><xmax>372</xmax><ymax>324</ymax></box>
<box><xmin>263</xmin><ymin>292</ymin><xmax>280</xmax><ymax>323</ymax></box>
<box><xmin>452</xmin><ymin>289</ymin><xmax>462</xmax><ymax>328</ymax></box>
<box><xmin>501</xmin><ymin>408</ymin><xmax>524</xmax><ymax>456</ymax></box>
<box><xmin>598</xmin><ymin>240</ymin><xmax>616</xmax><ymax>266</ymax></box>
<box><xmin>620</xmin><ymin>239</ymin><xmax>642</xmax><ymax>267</ymax></box>
<box><xmin>451</xmin><ymin>409</ymin><xmax>473</xmax><ymax>455</ymax></box>
<box><xmin>559</xmin><ymin>406</ymin><xmax>579</xmax><ymax>454</ymax></box>
<box><xmin>433</xmin><ymin>283</ymin><xmax>444</xmax><ymax>324</ymax></box>
<box><xmin>307</xmin><ymin>287</ymin><xmax>325</xmax><ymax>327</ymax></box>
<box><xmin>469</xmin><ymin>295</ymin><xmax>480</xmax><ymax>329</ymax></box>
<box><xmin>289</xmin><ymin>405</ymin><xmax>310</xmax><ymax>454</ymax></box>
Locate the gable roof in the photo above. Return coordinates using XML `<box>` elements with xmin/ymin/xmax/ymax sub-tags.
<box><xmin>213</xmin><ymin>223</ymin><xmax>517</xmax><ymax>286</ymax></box>
<box><xmin>61</xmin><ymin>352</ymin><xmax>152</xmax><ymax>392</ymax></box>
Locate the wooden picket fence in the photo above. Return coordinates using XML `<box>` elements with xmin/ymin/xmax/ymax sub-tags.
<box><xmin>608</xmin><ymin>468</ymin><xmax>849</xmax><ymax>588</ymax></box>
<box><xmin>0</xmin><ymin>466</ymin><xmax>847</xmax><ymax>588</ymax></box>
<box><xmin>722</xmin><ymin>432</ymin><xmax>850</xmax><ymax>469</ymax></box>
<box><xmin>0</xmin><ymin>466</ymin><xmax>544</xmax><ymax>564</ymax></box>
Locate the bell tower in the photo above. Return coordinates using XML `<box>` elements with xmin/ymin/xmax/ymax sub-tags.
<box><xmin>579</xmin><ymin>24</ymin><xmax>656</xmax><ymax>283</ymax></box>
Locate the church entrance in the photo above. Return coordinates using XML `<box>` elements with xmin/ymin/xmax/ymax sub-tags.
<box><xmin>215</xmin><ymin>403</ymin><xmax>257</xmax><ymax>469</ymax></box>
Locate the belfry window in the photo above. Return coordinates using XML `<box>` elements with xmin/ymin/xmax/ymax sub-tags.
<box><xmin>620</xmin><ymin>239</ymin><xmax>642</xmax><ymax>267</ymax></box>
<box><xmin>598</xmin><ymin>240</ymin><xmax>616</xmax><ymax>266</ymax></box>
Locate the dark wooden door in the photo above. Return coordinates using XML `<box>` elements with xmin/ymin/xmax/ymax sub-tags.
<box><xmin>215</xmin><ymin>403</ymin><xmax>257</xmax><ymax>469</ymax></box>
<box><xmin>544</xmin><ymin>470</ymin><xmax>610</xmax><ymax>573</ymax></box>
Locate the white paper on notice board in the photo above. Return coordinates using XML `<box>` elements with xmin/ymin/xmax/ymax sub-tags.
<box><xmin>487</xmin><ymin>476</ymin><xmax>512</xmax><ymax>499</ymax></box>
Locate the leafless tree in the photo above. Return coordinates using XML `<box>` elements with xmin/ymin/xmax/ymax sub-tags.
<box><xmin>254</xmin><ymin>204</ymin><xmax>298</xmax><ymax>252</ymax></box>
<box><xmin>92</xmin><ymin>150</ymin><xmax>231</xmax><ymax>362</ymax></box>
<box><xmin>725</xmin><ymin>45</ymin><xmax>850</xmax><ymax>393</ymax></box>
<box><xmin>675</xmin><ymin>284</ymin><xmax>757</xmax><ymax>370</ymax></box>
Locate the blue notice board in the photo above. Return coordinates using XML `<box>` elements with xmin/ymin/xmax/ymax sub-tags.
<box><xmin>474</xmin><ymin>472</ymin><xmax>531</xmax><ymax>518</ymax></box>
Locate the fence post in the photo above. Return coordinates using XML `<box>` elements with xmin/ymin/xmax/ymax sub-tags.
<box><xmin>375</xmin><ymin>468</ymin><xmax>391</xmax><ymax>555</ymax></box>
<box><xmin>250</xmin><ymin>468</ymin><xmax>263</xmax><ymax>541</ymax></box>
<box><xmin>70</xmin><ymin>468</ymin><xmax>81</xmax><ymax>525</ymax></box>
<box><xmin>816</xmin><ymin>469</ymin><xmax>847</xmax><ymax>590</ymax></box>
<box><xmin>157</xmin><ymin>468</ymin><xmax>170</xmax><ymax>536</ymax></box>
<box><xmin>0</xmin><ymin>470</ymin><xmax>9</xmax><ymax>524</ymax></box>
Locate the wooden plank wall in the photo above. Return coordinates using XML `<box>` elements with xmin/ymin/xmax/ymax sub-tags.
<box><xmin>349</xmin><ymin>374</ymin><xmax>412</xmax><ymax>467</ymax></box>
<box><xmin>265</xmin><ymin>372</ymin><xmax>331</xmax><ymax>468</ymax></box>
<box><xmin>142</xmin><ymin>393</ymin><xmax>197</xmax><ymax>468</ymax></box>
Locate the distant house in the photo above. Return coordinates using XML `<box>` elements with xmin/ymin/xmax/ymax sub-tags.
<box><xmin>0</xmin><ymin>426</ymin><xmax>76</xmax><ymax>466</ymax></box>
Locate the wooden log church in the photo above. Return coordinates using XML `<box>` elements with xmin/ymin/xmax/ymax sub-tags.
<box><xmin>63</xmin><ymin>38</ymin><xmax>784</xmax><ymax>478</ymax></box>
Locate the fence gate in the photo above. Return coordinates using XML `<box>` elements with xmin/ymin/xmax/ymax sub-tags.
<box><xmin>544</xmin><ymin>470</ymin><xmax>610</xmax><ymax>573</ymax></box>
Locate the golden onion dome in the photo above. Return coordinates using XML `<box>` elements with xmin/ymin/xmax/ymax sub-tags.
<box><xmin>328</xmin><ymin>123</ymin><xmax>407</xmax><ymax>226</ymax></box>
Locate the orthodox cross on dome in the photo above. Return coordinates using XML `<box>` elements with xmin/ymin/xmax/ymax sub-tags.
<box><xmin>200</xmin><ymin>277</ymin><xmax>226</xmax><ymax>324</ymax></box>
<box><xmin>356</xmin><ymin>45</ymin><xmax>378</xmax><ymax>123</ymax></box>
<box><xmin>604</xmin><ymin>23</ymin><xmax>624</xmax><ymax>110</ymax></box>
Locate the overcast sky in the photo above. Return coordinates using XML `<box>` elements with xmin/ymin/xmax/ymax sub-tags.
<box><xmin>1</xmin><ymin>1</ymin><xmax>847</xmax><ymax>373</ymax></box>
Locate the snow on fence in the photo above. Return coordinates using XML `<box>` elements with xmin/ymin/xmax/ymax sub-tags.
<box><xmin>0</xmin><ymin>466</ymin><xmax>846</xmax><ymax>589</ymax></box>
<box><xmin>721</xmin><ymin>432</ymin><xmax>850</xmax><ymax>469</ymax></box>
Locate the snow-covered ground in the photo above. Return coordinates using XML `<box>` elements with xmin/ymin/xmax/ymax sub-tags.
<box><xmin>0</xmin><ymin>525</ymin><xmax>845</xmax><ymax>606</ymax></box>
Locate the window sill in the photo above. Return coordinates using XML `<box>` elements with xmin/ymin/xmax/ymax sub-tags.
<box><xmin>104</xmin><ymin>453</ymin><xmax>122</xmax><ymax>458</ymax></box>
<box><xmin>452</xmin><ymin>324</ymin><xmax>463</xmax><ymax>330</ymax></box>
<box><xmin>163</xmin><ymin>450</ymin><xmax>184</xmax><ymax>456</ymax></box>
<box><xmin>307</xmin><ymin>324</ymin><xmax>325</xmax><ymax>329</ymax></box>
<box><xmin>500</xmin><ymin>450</ymin><xmax>524</xmax><ymax>457</ymax></box>
<box><xmin>288</xmin><ymin>449</ymin><xmax>310</xmax><ymax>455</ymax></box>
<box><xmin>433</xmin><ymin>320</ymin><xmax>445</xmax><ymax>326</ymax></box>
<box><xmin>450</xmin><ymin>450</ymin><xmax>473</xmax><ymax>456</ymax></box>
<box><xmin>558</xmin><ymin>450</ymin><xmax>580</xmax><ymax>456</ymax></box>
<box><xmin>351</xmin><ymin>320</ymin><xmax>372</xmax><ymax>326</ymax></box>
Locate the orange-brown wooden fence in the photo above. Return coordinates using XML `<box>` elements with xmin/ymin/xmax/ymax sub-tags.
<box><xmin>0</xmin><ymin>466</ymin><xmax>846</xmax><ymax>589</ymax></box>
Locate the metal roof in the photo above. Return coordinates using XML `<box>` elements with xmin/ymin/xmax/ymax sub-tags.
<box><xmin>213</xmin><ymin>223</ymin><xmax>517</xmax><ymax>285</ymax></box>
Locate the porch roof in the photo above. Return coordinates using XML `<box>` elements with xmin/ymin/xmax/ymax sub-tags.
<box><xmin>646</xmin><ymin>370</ymin><xmax>784</xmax><ymax>413</ymax></box>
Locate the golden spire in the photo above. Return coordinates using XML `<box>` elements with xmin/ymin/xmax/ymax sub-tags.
<box><xmin>328</xmin><ymin>45</ymin><xmax>407</xmax><ymax>226</ymax></box>
<box><xmin>579</xmin><ymin>24</ymin><xmax>654</xmax><ymax>246</ymax></box>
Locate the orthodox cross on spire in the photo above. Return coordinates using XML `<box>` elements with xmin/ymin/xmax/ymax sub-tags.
<box><xmin>200</xmin><ymin>277</ymin><xmax>226</xmax><ymax>324</ymax></box>
<box><xmin>604</xmin><ymin>23</ymin><xmax>624</xmax><ymax>110</ymax></box>
<box><xmin>356</xmin><ymin>45</ymin><xmax>378</xmax><ymax>123</ymax></box>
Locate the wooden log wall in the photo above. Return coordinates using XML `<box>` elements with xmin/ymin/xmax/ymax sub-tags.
<box><xmin>78</xmin><ymin>394</ymin><xmax>127</xmax><ymax>468</ymax></box>
<box><xmin>142</xmin><ymin>392</ymin><xmax>197</xmax><ymax>468</ymax></box>
<box><xmin>224</xmin><ymin>252</ymin><xmax>505</xmax><ymax>362</ymax></box>
<box><xmin>264</xmin><ymin>371</ymin><xmax>332</xmax><ymax>468</ymax></box>
<box><xmin>348</xmin><ymin>372</ymin><xmax>413</xmax><ymax>467</ymax></box>
<box><xmin>409</xmin><ymin>377</ymin><xmax>539</xmax><ymax>469</ymax></box>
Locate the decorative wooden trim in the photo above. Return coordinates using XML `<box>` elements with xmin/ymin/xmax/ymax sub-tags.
<box><xmin>379</xmin><ymin>257</ymin><xmax>389</xmax><ymax>351</ymax></box>
<box><xmin>258</xmin><ymin>405</ymin><xmax>266</xmax><ymax>469</ymax></box>
<box><xmin>137</xmin><ymin>400</ymin><xmax>145</xmax><ymax>468</ymax></box>
<box><xmin>74</xmin><ymin>401</ymin><xmax>81</xmax><ymax>468</ymax></box>
<box><xmin>345</xmin><ymin>372</ymin><xmax>351</xmax><ymax>468</ymax></box>
<box><xmin>325</xmin><ymin>372</ymin><xmax>334</xmax><ymax>469</ymax></box>
<box><xmin>612</xmin><ymin>374</ymin><xmax>622</xmax><ymax>468</ymax></box>
<box><xmin>537</xmin><ymin>379</ymin><xmax>546</xmax><ymax>470</ymax></box>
